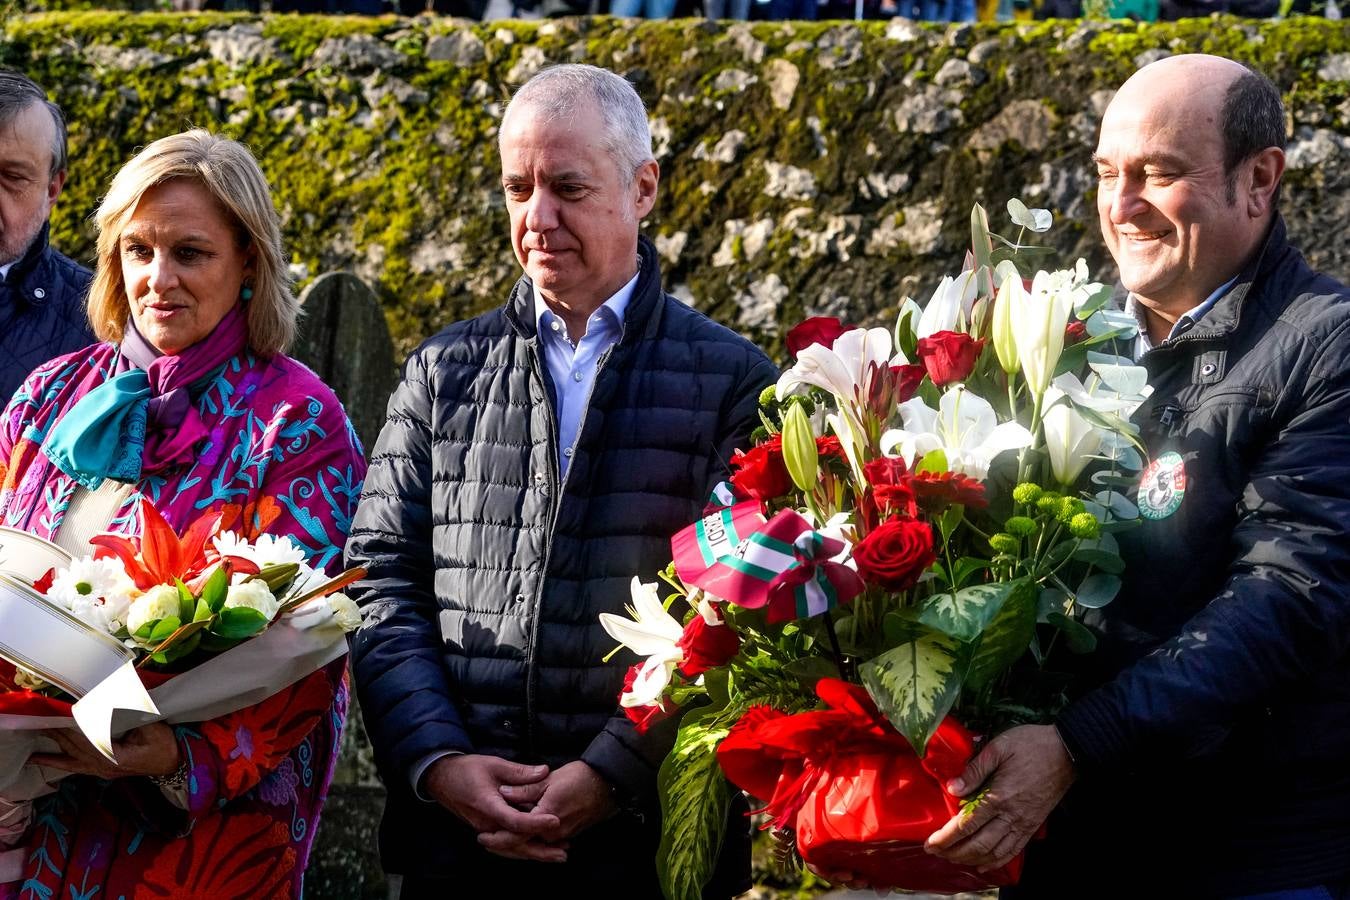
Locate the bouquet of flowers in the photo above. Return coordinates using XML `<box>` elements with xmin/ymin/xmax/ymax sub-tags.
<box><xmin>0</xmin><ymin>499</ymin><xmax>363</xmax><ymax>855</ymax></box>
<box><xmin>599</xmin><ymin>200</ymin><xmax>1151</xmax><ymax>899</ymax></box>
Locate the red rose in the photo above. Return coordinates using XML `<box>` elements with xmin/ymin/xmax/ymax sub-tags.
<box><xmin>731</xmin><ymin>434</ymin><xmax>792</xmax><ymax>500</ymax></box>
<box><xmin>911</xmin><ymin>470</ymin><xmax>989</xmax><ymax>510</ymax></box>
<box><xmin>621</xmin><ymin>664</ymin><xmax>676</xmax><ymax>734</ymax></box>
<box><xmin>862</xmin><ymin>457</ymin><xmax>917</xmax><ymax>524</ymax></box>
<box><xmin>851</xmin><ymin>518</ymin><xmax>937</xmax><ymax>591</ymax></box>
<box><xmin>786</xmin><ymin>317</ymin><xmax>855</xmax><ymax>358</ymax></box>
<box><xmin>890</xmin><ymin>364</ymin><xmax>927</xmax><ymax>404</ymax></box>
<box><xmin>1065</xmin><ymin>320</ymin><xmax>1089</xmax><ymax>344</ymax></box>
<box><xmin>915</xmin><ymin>331</ymin><xmax>987</xmax><ymax>387</ymax></box>
<box><xmin>676</xmin><ymin>609</ymin><xmax>740</xmax><ymax>677</ymax></box>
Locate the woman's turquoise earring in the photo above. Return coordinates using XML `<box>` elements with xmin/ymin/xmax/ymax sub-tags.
<box><xmin>241</xmin><ymin>286</ymin><xmax>254</xmax><ymax>301</ymax></box>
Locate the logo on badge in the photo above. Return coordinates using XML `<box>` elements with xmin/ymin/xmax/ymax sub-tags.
<box><xmin>1137</xmin><ymin>451</ymin><xmax>1186</xmax><ymax>520</ymax></box>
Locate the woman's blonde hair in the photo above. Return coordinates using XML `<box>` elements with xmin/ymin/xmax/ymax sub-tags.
<box><xmin>88</xmin><ymin>130</ymin><xmax>298</xmax><ymax>357</ymax></box>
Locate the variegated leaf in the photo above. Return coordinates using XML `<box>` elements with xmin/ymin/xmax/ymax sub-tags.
<box><xmin>918</xmin><ymin>581</ymin><xmax>1019</xmax><ymax>643</ymax></box>
<box><xmin>657</xmin><ymin>706</ymin><xmax>736</xmax><ymax>900</ymax></box>
<box><xmin>860</xmin><ymin>629</ymin><xmax>963</xmax><ymax>756</ymax></box>
<box><xmin>965</xmin><ymin>578</ymin><xmax>1037</xmax><ymax>692</ymax></box>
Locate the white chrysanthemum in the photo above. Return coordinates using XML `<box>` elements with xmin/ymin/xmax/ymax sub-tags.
<box><xmin>224</xmin><ymin>580</ymin><xmax>280</xmax><ymax>621</ymax></box>
<box><xmin>213</xmin><ymin>532</ymin><xmax>308</xmax><ymax>570</ymax></box>
<box><xmin>127</xmin><ymin>584</ymin><xmax>183</xmax><ymax>637</ymax></box>
<box><xmin>328</xmin><ymin>593</ymin><xmax>361</xmax><ymax>632</ymax></box>
<box><xmin>48</xmin><ymin>556</ymin><xmax>135</xmax><ymax>610</ymax></box>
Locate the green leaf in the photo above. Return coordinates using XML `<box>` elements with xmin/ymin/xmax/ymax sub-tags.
<box><xmin>1072</xmin><ymin>547</ymin><xmax>1125</xmax><ymax>575</ymax></box>
<box><xmin>970</xmin><ymin>202</ymin><xmax>993</xmax><ymax>274</ymax></box>
<box><xmin>1047</xmin><ymin>612</ymin><xmax>1098</xmax><ymax>653</ymax></box>
<box><xmin>1074</xmin><ymin>573</ymin><xmax>1122</xmax><ymax>608</ymax></box>
<box><xmin>949</xmin><ymin>556</ymin><xmax>994</xmax><ymax>589</ymax></box>
<box><xmin>656</xmin><ymin>705</ymin><xmax>737</xmax><ymax>900</ymax></box>
<box><xmin>212</xmin><ymin>606</ymin><xmax>269</xmax><ymax>640</ymax></box>
<box><xmin>783</xmin><ymin>656</ymin><xmax>840</xmax><ymax>691</ymax></box>
<box><xmin>200</xmin><ymin>566</ymin><xmax>229</xmax><ymax>614</ymax></box>
<box><xmin>881</xmin><ymin>608</ymin><xmax>921</xmax><ymax>647</ymax></box>
<box><xmin>148</xmin><ymin>616</ymin><xmax>181</xmax><ymax>644</ymax></box>
<box><xmin>249</xmin><ymin>562</ymin><xmax>300</xmax><ymax>594</ymax></box>
<box><xmin>1006</xmin><ymin>198</ymin><xmax>1052</xmax><ymax>233</ymax></box>
<box><xmin>192</xmin><ymin>598</ymin><xmax>216</xmax><ymax>623</ymax></box>
<box><xmin>780</xmin><ymin>402</ymin><xmax>820</xmax><ymax>494</ymax></box>
<box><xmin>937</xmin><ymin>503</ymin><xmax>965</xmax><ymax>544</ymax></box>
<box><xmin>916</xmin><ymin>448</ymin><xmax>948</xmax><ymax>475</ymax></box>
<box><xmin>965</xmin><ymin>579</ymin><xmax>1038</xmax><ymax>692</ymax></box>
<box><xmin>175</xmin><ymin>579</ymin><xmax>195</xmax><ymax>623</ymax></box>
<box><xmin>860</xmin><ymin>630</ymin><xmax>964</xmax><ymax>756</ymax></box>
<box><xmin>918</xmin><ymin>581</ymin><xmax>1021</xmax><ymax>643</ymax></box>
<box><xmin>1076</xmin><ymin>283</ymin><xmax>1115</xmax><ymax>318</ymax></box>
<box><xmin>1036</xmin><ymin>586</ymin><xmax>1070</xmax><ymax>623</ymax></box>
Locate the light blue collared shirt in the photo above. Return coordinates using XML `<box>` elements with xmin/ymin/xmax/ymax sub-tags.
<box><xmin>1127</xmin><ymin>275</ymin><xmax>1239</xmax><ymax>359</ymax></box>
<box><xmin>533</xmin><ymin>273</ymin><xmax>638</xmax><ymax>477</ymax></box>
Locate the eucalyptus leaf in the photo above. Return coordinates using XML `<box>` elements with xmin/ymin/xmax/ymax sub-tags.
<box><xmin>1085</xmin><ymin>308</ymin><xmax>1138</xmax><ymax>337</ymax></box>
<box><xmin>1072</xmin><ymin>548</ymin><xmax>1126</xmax><ymax>575</ymax></box>
<box><xmin>1006</xmin><ymin>198</ymin><xmax>1053</xmax><ymax>233</ymax></box>
<box><xmin>1088</xmin><ymin>362</ymin><xmax>1150</xmax><ymax>397</ymax></box>
<box><xmin>1091</xmin><ymin>470</ymin><xmax>1140</xmax><ymax>489</ymax></box>
<box><xmin>1094</xmin><ymin>490</ymin><xmax>1139</xmax><ymax>521</ymax></box>
<box><xmin>860</xmin><ymin>630</ymin><xmax>964</xmax><ymax>756</ymax></box>
<box><xmin>1075</xmin><ymin>573</ymin><xmax>1122</xmax><ymax>608</ymax></box>
<box><xmin>1076</xmin><ymin>283</ymin><xmax>1115</xmax><ymax>318</ymax></box>
<box><xmin>1047</xmin><ymin>612</ymin><xmax>1098</xmax><ymax>653</ymax></box>
<box><xmin>1037</xmin><ymin>586</ymin><xmax>1070</xmax><ymax>623</ymax></box>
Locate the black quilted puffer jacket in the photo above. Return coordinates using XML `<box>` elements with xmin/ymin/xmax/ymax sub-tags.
<box><xmin>1015</xmin><ymin>218</ymin><xmax>1350</xmax><ymax>897</ymax></box>
<box><xmin>347</xmin><ymin>237</ymin><xmax>776</xmax><ymax>894</ymax></box>
<box><xmin>0</xmin><ymin>225</ymin><xmax>94</xmax><ymax>403</ymax></box>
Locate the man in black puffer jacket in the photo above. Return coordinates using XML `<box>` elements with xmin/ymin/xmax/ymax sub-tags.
<box><xmin>0</xmin><ymin>71</ymin><xmax>94</xmax><ymax>403</ymax></box>
<box><xmin>346</xmin><ymin>64</ymin><xmax>776</xmax><ymax>899</ymax></box>
<box><xmin>926</xmin><ymin>56</ymin><xmax>1350</xmax><ymax>897</ymax></box>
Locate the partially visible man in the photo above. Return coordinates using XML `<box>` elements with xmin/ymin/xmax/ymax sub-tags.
<box><xmin>926</xmin><ymin>55</ymin><xmax>1350</xmax><ymax>897</ymax></box>
<box><xmin>0</xmin><ymin>70</ymin><xmax>94</xmax><ymax>401</ymax></box>
<box><xmin>347</xmin><ymin>64</ymin><xmax>776</xmax><ymax>898</ymax></box>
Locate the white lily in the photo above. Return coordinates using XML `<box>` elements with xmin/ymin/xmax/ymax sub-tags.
<box><xmin>1042</xmin><ymin>393</ymin><xmax>1105</xmax><ymax>485</ymax></box>
<box><xmin>599</xmin><ymin>578</ymin><xmax>686</xmax><ymax>708</ymax></box>
<box><xmin>916</xmin><ymin>270</ymin><xmax>980</xmax><ymax>339</ymax></box>
<box><xmin>879</xmin><ymin>386</ymin><xmax>1034</xmax><ymax>481</ymax></box>
<box><xmin>1013</xmin><ymin>269</ymin><xmax>1076</xmax><ymax>398</ymax></box>
<box><xmin>1050</xmin><ymin>368</ymin><xmax>1151</xmax><ymax>420</ymax></box>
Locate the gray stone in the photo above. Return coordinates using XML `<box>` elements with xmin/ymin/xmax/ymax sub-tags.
<box><xmin>969</xmin><ymin>38</ymin><xmax>1001</xmax><ymax>65</ymax></box>
<box><xmin>1064</xmin><ymin>22</ymin><xmax>1100</xmax><ymax>52</ymax></box>
<box><xmin>737</xmin><ymin>273</ymin><xmax>788</xmax><ymax>329</ymax></box>
<box><xmin>713</xmin><ymin>217</ymin><xmax>775</xmax><ymax>266</ymax></box>
<box><xmin>506</xmin><ymin>45</ymin><xmax>548</xmax><ymax>84</ymax></box>
<box><xmin>205</xmin><ymin>23</ymin><xmax>285</xmax><ymax>69</ymax></box>
<box><xmin>1287</xmin><ymin>127</ymin><xmax>1348</xmax><ymax>170</ymax></box>
<box><xmin>314</xmin><ymin>34</ymin><xmax>402</xmax><ymax>71</ymax></box>
<box><xmin>693</xmin><ymin>129</ymin><xmax>747</xmax><ymax>164</ymax></box>
<box><xmin>725</xmin><ymin>23</ymin><xmax>767</xmax><ymax>64</ymax></box>
<box><xmin>426</xmin><ymin>30</ymin><xmax>486</xmax><ymax>65</ymax></box>
<box><xmin>714</xmin><ymin>67</ymin><xmax>757</xmax><ymax>92</ymax></box>
<box><xmin>816</xmin><ymin>26</ymin><xmax>863</xmax><ymax>70</ymax></box>
<box><xmin>1318</xmin><ymin>52</ymin><xmax>1350</xmax><ymax>82</ymax></box>
<box><xmin>654</xmin><ymin>231</ymin><xmax>689</xmax><ymax>264</ymax></box>
<box><xmin>885</xmin><ymin>18</ymin><xmax>931</xmax><ymax>44</ymax></box>
<box><xmin>893</xmin><ymin>85</ymin><xmax>961</xmax><ymax>135</ymax></box>
<box><xmin>968</xmin><ymin>98</ymin><xmax>1057</xmax><ymax>152</ymax></box>
<box><xmin>361</xmin><ymin>74</ymin><xmax>428</xmax><ymax>108</ymax></box>
<box><xmin>764</xmin><ymin>58</ymin><xmax>800</xmax><ymax>111</ymax></box>
<box><xmin>866</xmin><ymin>210</ymin><xmax>907</xmax><ymax>255</ymax></box>
<box><xmin>806</xmin><ymin>116</ymin><xmax>829</xmax><ymax>158</ymax></box>
<box><xmin>85</xmin><ymin>44</ymin><xmax>173</xmax><ymax>71</ymax></box>
<box><xmin>934</xmin><ymin>58</ymin><xmax>981</xmax><ymax>87</ymax></box>
<box><xmin>1021</xmin><ymin>160</ymin><xmax>1088</xmax><ymax>221</ymax></box>
<box><xmin>650</xmin><ymin>116</ymin><xmax>673</xmax><ymax>160</ymax></box>
<box><xmin>858</xmin><ymin>171</ymin><xmax>911</xmax><ymax>201</ymax></box>
<box><xmin>763</xmin><ymin>161</ymin><xmax>817</xmax><ymax>200</ymax></box>
<box><xmin>1134</xmin><ymin>48</ymin><xmax>1171</xmax><ymax>68</ymax></box>
<box><xmin>900</xmin><ymin>199</ymin><xmax>944</xmax><ymax>254</ymax></box>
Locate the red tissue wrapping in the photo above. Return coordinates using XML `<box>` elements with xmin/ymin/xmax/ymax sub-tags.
<box><xmin>717</xmin><ymin>678</ymin><xmax>1024</xmax><ymax>893</ymax></box>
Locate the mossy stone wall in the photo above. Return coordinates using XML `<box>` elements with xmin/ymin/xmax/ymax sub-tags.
<box><xmin>6</xmin><ymin>12</ymin><xmax>1350</xmax><ymax>365</ymax></box>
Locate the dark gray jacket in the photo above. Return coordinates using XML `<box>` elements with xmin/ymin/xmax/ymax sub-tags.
<box><xmin>347</xmin><ymin>238</ymin><xmax>776</xmax><ymax>893</ymax></box>
<box><xmin>1017</xmin><ymin>218</ymin><xmax>1350</xmax><ymax>897</ymax></box>
<box><xmin>0</xmin><ymin>225</ymin><xmax>94</xmax><ymax>404</ymax></box>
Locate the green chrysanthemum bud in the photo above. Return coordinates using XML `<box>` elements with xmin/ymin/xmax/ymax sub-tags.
<box><xmin>1069</xmin><ymin>512</ymin><xmax>1101</xmax><ymax>540</ymax></box>
<box><xmin>750</xmin><ymin>425</ymin><xmax>770</xmax><ymax>444</ymax></box>
<box><xmin>989</xmin><ymin>533</ymin><xmax>1021</xmax><ymax>554</ymax></box>
<box><xmin>1036</xmin><ymin>492</ymin><xmax>1063</xmax><ymax>515</ymax></box>
<box><xmin>1057</xmin><ymin>497</ymin><xmax>1087</xmax><ymax>523</ymax></box>
<box><xmin>758</xmin><ymin>384</ymin><xmax>779</xmax><ymax>408</ymax></box>
<box><xmin>1012</xmin><ymin>482</ymin><xmax>1043</xmax><ymax>506</ymax></box>
<box><xmin>1004</xmin><ymin>516</ymin><xmax>1037</xmax><ymax>537</ymax></box>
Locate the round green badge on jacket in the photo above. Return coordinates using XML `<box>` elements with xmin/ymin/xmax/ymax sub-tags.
<box><xmin>1138</xmin><ymin>451</ymin><xmax>1187</xmax><ymax>520</ymax></box>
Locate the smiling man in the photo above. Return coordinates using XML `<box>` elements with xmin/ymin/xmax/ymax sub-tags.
<box><xmin>0</xmin><ymin>70</ymin><xmax>94</xmax><ymax>402</ymax></box>
<box><xmin>346</xmin><ymin>64</ymin><xmax>776</xmax><ymax>898</ymax></box>
<box><xmin>926</xmin><ymin>55</ymin><xmax>1350</xmax><ymax>897</ymax></box>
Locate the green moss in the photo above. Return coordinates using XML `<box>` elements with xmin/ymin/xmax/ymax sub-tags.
<box><xmin>12</xmin><ymin>11</ymin><xmax>1349</xmax><ymax>360</ymax></box>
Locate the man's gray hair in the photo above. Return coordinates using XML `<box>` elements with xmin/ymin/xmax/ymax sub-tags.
<box><xmin>503</xmin><ymin>64</ymin><xmax>653</xmax><ymax>183</ymax></box>
<box><xmin>0</xmin><ymin>70</ymin><xmax>67</xmax><ymax>180</ymax></box>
